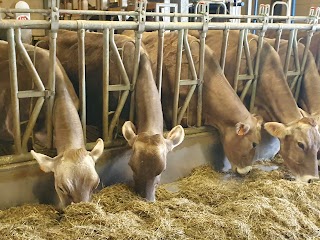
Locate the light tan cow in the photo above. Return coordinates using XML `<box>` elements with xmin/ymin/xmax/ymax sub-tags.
<box><xmin>38</xmin><ymin>30</ymin><xmax>185</xmax><ymax>202</ymax></box>
<box><xmin>265</xmin><ymin>30</ymin><xmax>320</xmax><ymax>73</ymax></box>
<box><xmin>0</xmin><ymin>41</ymin><xmax>104</xmax><ymax>208</ymax></box>
<box><xmin>265</xmin><ymin>38</ymin><xmax>320</xmax><ymax>123</ymax></box>
<box><xmin>189</xmin><ymin>30</ymin><xmax>320</xmax><ymax>182</ymax></box>
<box><xmin>123</xmin><ymin>30</ymin><xmax>263</xmax><ymax>175</ymax></box>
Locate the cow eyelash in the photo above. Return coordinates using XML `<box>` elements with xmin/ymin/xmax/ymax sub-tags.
<box><xmin>58</xmin><ymin>186</ymin><xmax>68</xmax><ymax>195</ymax></box>
<box><xmin>297</xmin><ymin>142</ymin><xmax>305</xmax><ymax>150</ymax></box>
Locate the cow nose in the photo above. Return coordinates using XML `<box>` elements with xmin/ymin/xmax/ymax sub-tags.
<box><xmin>297</xmin><ymin>175</ymin><xmax>319</xmax><ymax>183</ymax></box>
<box><xmin>308</xmin><ymin>178</ymin><xmax>320</xmax><ymax>183</ymax></box>
<box><xmin>236</xmin><ymin>166</ymin><xmax>252</xmax><ymax>175</ymax></box>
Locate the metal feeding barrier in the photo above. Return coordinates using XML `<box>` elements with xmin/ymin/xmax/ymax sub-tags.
<box><xmin>0</xmin><ymin>0</ymin><xmax>320</xmax><ymax>165</ymax></box>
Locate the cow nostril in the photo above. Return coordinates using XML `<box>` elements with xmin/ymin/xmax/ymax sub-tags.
<box><xmin>308</xmin><ymin>179</ymin><xmax>312</xmax><ymax>183</ymax></box>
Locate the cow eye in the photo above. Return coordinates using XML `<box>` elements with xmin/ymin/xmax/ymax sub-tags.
<box><xmin>252</xmin><ymin>142</ymin><xmax>257</xmax><ymax>148</ymax></box>
<box><xmin>298</xmin><ymin>142</ymin><xmax>305</xmax><ymax>150</ymax></box>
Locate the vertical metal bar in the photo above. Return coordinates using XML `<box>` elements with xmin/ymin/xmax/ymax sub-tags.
<box><xmin>176</xmin><ymin>31</ymin><xmax>198</xmax><ymax>125</ymax></box>
<box><xmin>290</xmin><ymin>0</ymin><xmax>295</xmax><ymax>16</ymax></box>
<box><xmin>102</xmin><ymin>28</ymin><xmax>110</xmax><ymax>142</ymax></box>
<box><xmin>78</xmin><ymin>29</ymin><xmax>87</xmax><ymax>143</ymax></box>
<box><xmin>250</xmin><ymin>33</ymin><xmax>264</xmax><ymax>112</ymax></box>
<box><xmin>295</xmin><ymin>31</ymin><xmax>314</xmax><ymax>100</ymax></box>
<box><xmin>46</xmin><ymin>30</ymin><xmax>57</xmax><ymax>149</ymax></box>
<box><xmin>129</xmin><ymin>32</ymin><xmax>142</xmax><ymax>122</ymax></box>
<box><xmin>243</xmin><ymin>30</ymin><xmax>254</xmax><ymax>80</ymax></box>
<box><xmin>197</xmin><ymin>31</ymin><xmax>206</xmax><ymax>127</ymax></box>
<box><xmin>274</xmin><ymin>29</ymin><xmax>283</xmax><ymax>52</ymax></box>
<box><xmin>288</xmin><ymin>37</ymin><xmax>301</xmax><ymax>94</ymax></box>
<box><xmin>283</xmin><ymin>30</ymin><xmax>295</xmax><ymax>77</ymax></box>
<box><xmin>233</xmin><ymin>29</ymin><xmax>245</xmax><ymax>92</ymax></box>
<box><xmin>220</xmin><ymin>29</ymin><xmax>229</xmax><ymax>72</ymax></box>
<box><xmin>7</xmin><ymin>28</ymin><xmax>22</xmax><ymax>154</ymax></box>
<box><xmin>108</xmin><ymin>29</ymin><xmax>130</xmax><ymax>141</ymax></box>
<box><xmin>156</xmin><ymin>29</ymin><xmax>165</xmax><ymax>98</ymax></box>
<box><xmin>172</xmin><ymin>29</ymin><xmax>184</xmax><ymax>127</ymax></box>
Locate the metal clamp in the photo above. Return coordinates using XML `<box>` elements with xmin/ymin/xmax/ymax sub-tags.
<box><xmin>258</xmin><ymin>4</ymin><xmax>270</xmax><ymax>23</ymax></box>
<box><xmin>136</xmin><ymin>0</ymin><xmax>147</xmax><ymax>33</ymax></box>
<box><xmin>308</xmin><ymin>6</ymin><xmax>320</xmax><ymax>24</ymax></box>
<box><xmin>198</xmin><ymin>1</ymin><xmax>209</xmax><ymax>32</ymax></box>
<box><xmin>50</xmin><ymin>0</ymin><xmax>59</xmax><ymax>31</ymax></box>
<box><xmin>44</xmin><ymin>89</ymin><xmax>55</xmax><ymax>98</ymax></box>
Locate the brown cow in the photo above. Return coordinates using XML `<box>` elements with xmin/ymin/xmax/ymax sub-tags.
<box><xmin>38</xmin><ymin>30</ymin><xmax>185</xmax><ymax>202</ymax></box>
<box><xmin>0</xmin><ymin>41</ymin><xmax>104</xmax><ymax>208</ymax></box>
<box><xmin>189</xmin><ymin>30</ymin><xmax>320</xmax><ymax>182</ymax></box>
<box><xmin>123</xmin><ymin>30</ymin><xmax>263</xmax><ymax>175</ymax></box>
<box><xmin>265</xmin><ymin>38</ymin><xmax>320</xmax><ymax>122</ymax></box>
<box><xmin>265</xmin><ymin>30</ymin><xmax>320</xmax><ymax>73</ymax></box>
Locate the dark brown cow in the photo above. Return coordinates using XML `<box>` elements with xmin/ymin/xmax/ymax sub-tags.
<box><xmin>189</xmin><ymin>30</ymin><xmax>320</xmax><ymax>182</ymax></box>
<box><xmin>123</xmin><ymin>30</ymin><xmax>263</xmax><ymax>175</ymax></box>
<box><xmin>38</xmin><ymin>30</ymin><xmax>185</xmax><ymax>202</ymax></box>
<box><xmin>0</xmin><ymin>41</ymin><xmax>104</xmax><ymax>208</ymax></box>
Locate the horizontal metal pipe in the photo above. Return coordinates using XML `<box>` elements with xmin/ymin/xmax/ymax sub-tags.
<box><xmin>2</xmin><ymin>20</ymin><xmax>320</xmax><ymax>32</ymax></box>
<box><xmin>17</xmin><ymin>90</ymin><xmax>48</xmax><ymax>98</ymax></box>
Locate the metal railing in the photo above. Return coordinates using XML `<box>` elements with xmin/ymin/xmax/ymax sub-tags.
<box><xmin>1</xmin><ymin>0</ymin><xmax>320</xmax><ymax>165</ymax></box>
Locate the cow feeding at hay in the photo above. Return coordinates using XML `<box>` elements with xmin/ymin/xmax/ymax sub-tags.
<box><xmin>1</xmin><ymin>159</ymin><xmax>320</xmax><ymax>240</ymax></box>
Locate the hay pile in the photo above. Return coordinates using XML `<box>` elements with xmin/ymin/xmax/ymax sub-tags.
<box><xmin>1</xmin><ymin>159</ymin><xmax>320</xmax><ymax>240</ymax></box>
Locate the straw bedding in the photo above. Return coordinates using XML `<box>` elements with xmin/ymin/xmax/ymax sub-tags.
<box><xmin>1</xmin><ymin>156</ymin><xmax>320</xmax><ymax>240</ymax></box>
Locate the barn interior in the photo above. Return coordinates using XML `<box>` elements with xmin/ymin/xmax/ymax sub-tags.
<box><xmin>0</xmin><ymin>0</ymin><xmax>320</xmax><ymax>239</ymax></box>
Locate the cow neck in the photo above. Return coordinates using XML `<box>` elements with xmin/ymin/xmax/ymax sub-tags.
<box><xmin>135</xmin><ymin>54</ymin><xmax>163</xmax><ymax>135</ymax></box>
<box><xmin>53</xmin><ymin>72</ymin><xmax>85</xmax><ymax>154</ymax></box>
<box><xmin>255</xmin><ymin>42</ymin><xmax>302</xmax><ymax>124</ymax></box>
<box><xmin>298</xmin><ymin>51</ymin><xmax>320</xmax><ymax>115</ymax></box>
<box><xmin>202</xmin><ymin>51</ymin><xmax>252</xmax><ymax>130</ymax></box>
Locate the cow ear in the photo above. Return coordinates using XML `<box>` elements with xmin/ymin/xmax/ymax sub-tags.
<box><xmin>264</xmin><ymin>122</ymin><xmax>288</xmax><ymax>139</ymax></box>
<box><xmin>236</xmin><ymin>122</ymin><xmax>250</xmax><ymax>136</ymax></box>
<box><xmin>31</xmin><ymin>150</ymin><xmax>57</xmax><ymax>173</ymax></box>
<box><xmin>166</xmin><ymin>125</ymin><xmax>185</xmax><ymax>151</ymax></box>
<box><xmin>122</xmin><ymin>121</ymin><xmax>137</xmax><ymax>146</ymax></box>
<box><xmin>90</xmin><ymin>138</ymin><xmax>104</xmax><ymax>162</ymax></box>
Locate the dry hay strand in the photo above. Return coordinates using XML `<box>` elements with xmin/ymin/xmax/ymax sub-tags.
<box><xmin>0</xmin><ymin>204</ymin><xmax>63</xmax><ymax>239</ymax></box>
<box><xmin>0</xmin><ymin>159</ymin><xmax>320</xmax><ymax>240</ymax></box>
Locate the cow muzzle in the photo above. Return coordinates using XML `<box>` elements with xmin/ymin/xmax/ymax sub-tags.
<box><xmin>235</xmin><ymin>166</ymin><xmax>252</xmax><ymax>175</ymax></box>
<box><xmin>296</xmin><ymin>175</ymin><xmax>319</xmax><ymax>183</ymax></box>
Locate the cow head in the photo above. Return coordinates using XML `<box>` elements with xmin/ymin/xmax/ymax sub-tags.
<box><xmin>31</xmin><ymin>138</ymin><xmax>104</xmax><ymax>208</ymax></box>
<box><xmin>122</xmin><ymin>121</ymin><xmax>185</xmax><ymax>202</ymax></box>
<box><xmin>222</xmin><ymin>114</ymin><xmax>263</xmax><ymax>175</ymax></box>
<box><xmin>265</xmin><ymin>118</ymin><xmax>320</xmax><ymax>182</ymax></box>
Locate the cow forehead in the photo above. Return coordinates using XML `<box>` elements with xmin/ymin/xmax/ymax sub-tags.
<box><xmin>290</xmin><ymin>124</ymin><xmax>320</xmax><ymax>145</ymax></box>
<box><xmin>55</xmin><ymin>159</ymin><xmax>99</xmax><ymax>188</ymax></box>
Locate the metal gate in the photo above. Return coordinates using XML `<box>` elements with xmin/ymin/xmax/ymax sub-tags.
<box><xmin>0</xmin><ymin>0</ymin><xmax>320</xmax><ymax>166</ymax></box>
